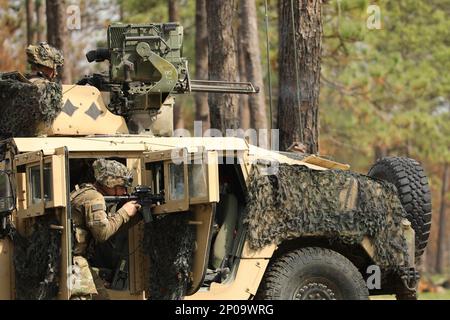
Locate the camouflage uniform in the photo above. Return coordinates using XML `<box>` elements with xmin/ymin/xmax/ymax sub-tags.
<box><xmin>25</xmin><ymin>42</ymin><xmax>64</xmax><ymax>86</ymax></box>
<box><xmin>69</xmin><ymin>159</ymin><xmax>133</xmax><ymax>299</ymax></box>
<box><xmin>27</xmin><ymin>71</ymin><xmax>51</xmax><ymax>87</ymax></box>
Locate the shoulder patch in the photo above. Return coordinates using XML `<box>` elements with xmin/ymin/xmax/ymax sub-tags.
<box><xmin>91</xmin><ymin>202</ymin><xmax>105</xmax><ymax>212</ymax></box>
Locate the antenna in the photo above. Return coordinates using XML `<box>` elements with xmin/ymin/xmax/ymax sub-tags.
<box><xmin>264</xmin><ymin>0</ymin><xmax>273</xmax><ymax>136</ymax></box>
<box><xmin>290</xmin><ymin>0</ymin><xmax>303</xmax><ymax>143</ymax></box>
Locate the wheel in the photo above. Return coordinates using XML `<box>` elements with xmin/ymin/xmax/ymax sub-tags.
<box><xmin>256</xmin><ymin>247</ymin><xmax>369</xmax><ymax>300</ymax></box>
<box><xmin>368</xmin><ymin>157</ymin><xmax>432</xmax><ymax>258</ymax></box>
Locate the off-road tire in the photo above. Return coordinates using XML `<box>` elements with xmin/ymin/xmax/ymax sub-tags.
<box><xmin>256</xmin><ymin>247</ymin><xmax>369</xmax><ymax>300</ymax></box>
<box><xmin>368</xmin><ymin>157</ymin><xmax>432</xmax><ymax>258</ymax></box>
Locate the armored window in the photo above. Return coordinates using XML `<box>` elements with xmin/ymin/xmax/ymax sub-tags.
<box><xmin>0</xmin><ymin>170</ymin><xmax>14</xmax><ymax>213</ymax></box>
<box><xmin>148</xmin><ymin>162</ymin><xmax>165</xmax><ymax>194</ymax></box>
<box><xmin>169</xmin><ymin>163</ymin><xmax>185</xmax><ymax>201</ymax></box>
<box><xmin>0</xmin><ymin>172</ymin><xmax>8</xmax><ymax>197</ymax></box>
<box><xmin>28</xmin><ymin>163</ymin><xmax>53</xmax><ymax>204</ymax></box>
<box><xmin>188</xmin><ymin>162</ymin><xmax>208</xmax><ymax>199</ymax></box>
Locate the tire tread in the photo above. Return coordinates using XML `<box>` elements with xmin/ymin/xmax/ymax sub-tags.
<box><xmin>368</xmin><ymin>157</ymin><xmax>432</xmax><ymax>258</ymax></box>
<box><xmin>256</xmin><ymin>247</ymin><xmax>369</xmax><ymax>300</ymax></box>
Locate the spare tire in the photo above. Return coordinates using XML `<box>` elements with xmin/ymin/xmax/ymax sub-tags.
<box><xmin>368</xmin><ymin>157</ymin><xmax>432</xmax><ymax>258</ymax></box>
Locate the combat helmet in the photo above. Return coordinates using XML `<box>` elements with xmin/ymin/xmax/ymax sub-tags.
<box><xmin>92</xmin><ymin>159</ymin><xmax>133</xmax><ymax>188</ymax></box>
<box><xmin>26</xmin><ymin>42</ymin><xmax>64</xmax><ymax>70</ymax></box>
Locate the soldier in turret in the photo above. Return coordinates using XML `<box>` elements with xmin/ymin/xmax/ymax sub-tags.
<box><xmin>25</xmin><ymin>42</ymin><xmax>64</xmax><ymax>85</ymax></box>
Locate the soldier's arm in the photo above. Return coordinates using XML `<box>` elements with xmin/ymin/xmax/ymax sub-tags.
<box><xmin>85</xmin><ymin>199</ymin><xmax>130</xmax><ymax>242</ymax></box>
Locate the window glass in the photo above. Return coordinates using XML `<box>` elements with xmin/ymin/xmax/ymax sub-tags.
<box><xmin>0</xmin><ymin>171</ymin><xmax>13</xmax><ymax>212</ymax></box>
<box><xmin>29</xmin><ymin>164</ymin><xmax>53</xmax><ymax>204</ymax></box>
<box><xmin>169</xmin><ymin>163</ymin><xmax>185</xmax><ymax>200</ymax></box>
<box><xmin>188</xmin><ymin>163</ymin><xmax>207</xmax><ymax>199</ymax></box>
<box><xmin>148</xmin><ymin>162</ymin><xmax>164</xmax><ymax>194</ymax></box>
<box><xmin>43</xmin><ymin>164</ymin><xmax>53</xmax><ymax>201</ymax></box>
<box><xmin>0</xmin><ymin>172</ymin><xmax>10</xmax><ymax>198</ymax></box>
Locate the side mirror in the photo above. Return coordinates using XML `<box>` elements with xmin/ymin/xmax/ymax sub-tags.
<box><xmin>0</xmin><ymin>170</ymin><xmax>15</xmax><ymax>214</ymax></box>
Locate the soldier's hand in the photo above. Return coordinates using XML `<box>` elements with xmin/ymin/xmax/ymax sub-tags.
<box><xmin>122</xmin><ymin>201</ymin><xmax>141</xmax><ymax>217</ymax></box>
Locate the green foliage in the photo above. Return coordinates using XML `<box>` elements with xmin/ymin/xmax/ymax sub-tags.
<box><xmin>119</xmin><ymin>0</ymin><xmax>166</xmax><ymax>23</ymax></box>
<box><xmin>320</xmin><ymin>0</ymin><xmax>450</xmax><ymax>170</ymax></box>
<box><xmin>419</xmin><ymin>290</ymin><xmax>450</xmax><ymax>300</ymax></box>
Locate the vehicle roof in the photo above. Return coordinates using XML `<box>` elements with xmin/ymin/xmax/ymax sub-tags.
<box><xmin>9</xmin><ymin>136</ymin><xmax>348</xmax><ymax>170</ymax></box>
<box><xmin>11</xmin><ymin>136</ymin><xmax>248</xmax><ymax>153</ymax></box>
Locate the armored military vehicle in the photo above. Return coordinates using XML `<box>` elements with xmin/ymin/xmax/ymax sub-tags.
<box><xmin>0</xmin><ymin>23</ymin><xmax>431</xmax><ymax>300</ymax></box>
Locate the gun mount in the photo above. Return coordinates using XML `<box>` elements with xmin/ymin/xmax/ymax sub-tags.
<box><xmin>82</xmin><ymin>23</ymin><xmax>258</xmax><ymax>134</ymax></box>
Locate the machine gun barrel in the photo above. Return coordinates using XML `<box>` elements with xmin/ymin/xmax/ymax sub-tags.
<box><xmin>189</xmin><ymin>80</ymin><xmax>259</xmax><ymax>94</ymax></box>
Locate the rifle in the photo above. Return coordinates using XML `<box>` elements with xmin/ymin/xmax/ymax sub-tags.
<box><xmin>103</xmin><ymin>185</ymin><xmax>164</xmax><ymax>223</ymax></box>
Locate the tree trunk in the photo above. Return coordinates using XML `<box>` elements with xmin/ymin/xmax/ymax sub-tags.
<box><xmin>46</xmin><ymin>0</ymin><xmax>57</xmax><ymax>50</ymax></box>
<box><xmin>374</xmin><ymin>145</ymin><xmax>388</xmax><ymax>161</ymax></box>
<box><xmin>239</xmin><ymin>0</ymin><xmax>268</xmax><ymax>145</ymax></box>
<box><xmin>206</xmin><ymin>1</ymin><xmax>239</xmax><ymax>133</ymax></box>
<box><xmin>436</xmin><ymin>163</ymin><xmax>449</xmax><ymax>273</ymax></box>
<box><xmin>168</xmin><ymin>0</ymin><xmax>179</xmax><ymax>22</ymax></box>
<box><xmin>119</xmin><ymin>0</ymin><xmax>124</xmax><ymax>21</ymax></box>
<box><xmin>46</xmin><ymin>0</ymin><xmax>72</xmax><ymax>83</ymax></box>
<box><xmin>237</xmin><ymin>36</ymin><xmax>250</xmax><ymax>131</ymax></box>
<box><xmin>36</xmin><ymin>0</ymin><xmax>45</xmax><ymax>42</ymax></box>
<box><xmin>278</xmin><ymin>0</ymin><xmax>322</xmax><ymax>153</ymax></box>
<box><xmin>26</xmin><ymin>0</ymin><xmax>35</xmax><ymax>45</ymax></box>
<box><xmin>195</xmin><ymin>0</ymin><xmax>210</xmax><ymax>133</ymax></box>
<box><xmin>168</xmin><ymin>0</ymin><xmax>184</xmax><ymax>129</ymax></box>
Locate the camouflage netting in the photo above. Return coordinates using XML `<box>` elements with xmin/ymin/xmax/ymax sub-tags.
<box><xmin>12</xmin><ymin>217</ymin><xmax>62</xmax><ymax>300</ymax></box>
<box><xmin>143</xmin><ymin>212</ymin><xmax>195</xmax><ymax>300</ymax></box>
<box><xmin>244</xmin><ymin>164</ymin><xmax>409</xmax><ymax>270</ymax></box>
<box><xmin>0</xmin><ymin>73</ymin><xmax>62</xmax><ymax>138</ymax></box>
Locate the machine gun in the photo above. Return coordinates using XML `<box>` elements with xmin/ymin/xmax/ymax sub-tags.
<box><xmin>103</xmin><ymin>185</ymin><xmax>164</xmax><ymax>223</ymax></box>
<box><xmin>81</xmin><ymin>23</ymin><xmax>258</xmax><ymax>132</ymax></box>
